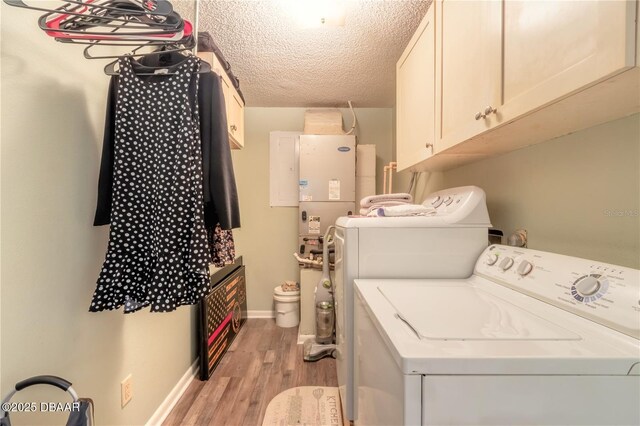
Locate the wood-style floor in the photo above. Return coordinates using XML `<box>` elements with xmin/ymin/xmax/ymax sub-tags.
<box><xmin>163</xmin><ymin>318</ymin><xmax>338</xmax><ymax>425</ymax></box>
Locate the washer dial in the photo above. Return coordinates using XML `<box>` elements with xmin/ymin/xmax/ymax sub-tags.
<box><xmin>431</xmin><ymin>196</ymin><xmax>443</xmax><ymax>208</ymax></box>
<box><xmin>517</xmin><ymin>260</ymin><xmax>533</xmax><ymax>276</ymax></box>
<box><xmin>576</xmin><ymin>276</ymin><xmax>600</xmax><ymax>295</ymax></box>
<box><xmin>571</xmin><ymin>273</ymin><xmax>609</xmax><ymax>303</ymax></box>
<box><xmin>499</xmin><ymin>257</ymin><xmax>514</xmax><ymax>271</ymax></box>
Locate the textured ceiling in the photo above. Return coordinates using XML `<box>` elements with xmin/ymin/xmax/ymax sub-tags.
<box><xmin>198</xmin><ymin>0</ymin><xmax>430</xmax><ymax>107</ymax></box>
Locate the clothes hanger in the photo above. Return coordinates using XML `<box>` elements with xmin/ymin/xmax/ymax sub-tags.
<box><xmin>39</xmin><ymin>7</ymin><xmax>184</xmax><ymax>37</ymax></box>
<box><xmin>104</xmin><ymin>54</ymin><xmax>212</xmax><ymax>77</ymax></box>
<box><xmin>49</xmin><ymin>1</ymin><xmax>181</xmax><ymax>32</ymax></box>
<box><xmin>55</xmin><ymin>0</ymin><xmax>173</xmax><ymax>20</ymax></box>
<box><xmin>131</xmin><ymin>52</ymin><xmax>212</xmax><ymax>76</ymax></box>
<box><xmin>102</xmin><ymin>44</ymin><xmax>212</xmax><ymax>76</ymax></box>
<box><xmin>134</xmin><ymin>45</ymin><xmax>211</xmax><ymax>73</ymax></box>
<box><xmin>3</xmin><ymin>0</ymin><xmax>173</xmax><ymax>19</ymax></box>
<box><xmin>45</xmin><ymin>21</ymin><xmax>185</xmax><ymax>42</ymax></box>
<box><xmin>49</xmin><ymin>9</ymin><xmax>187</xmax><ymax>43</ymax></box>
<box><xmin>5</xmin><ymin>0</ymin><xmax>183</xmax><ymax>42</ymax></box>
<box><xmin>4</xmin><ymin>0</ymin><xmax>178</xmax><ymax>41</ymax></box>
<box><xmin>80</xmin><ymin>19</ymin><xmax>192</xmax><ymax>58</ymax></box>
<box><xmin>4</xmin><ymin>0</ymin><xmax>209</xmax><ymax>75</ymax></box>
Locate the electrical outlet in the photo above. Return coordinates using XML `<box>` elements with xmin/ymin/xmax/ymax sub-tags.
<box><xmin>121</xmin><ymin>374</ymin><xmax>133</xmax><ymax>407</ymax></box>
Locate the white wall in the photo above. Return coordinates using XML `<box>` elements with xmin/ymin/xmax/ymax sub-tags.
<box><xmin>1</xmin><ymin>4</ymin><xmax>197</xmax><ymax>424</ymax></box>
<box><xmin>232</xmin><ymin>108</ymin><xmax>393</xmax><ymax>311</ymax></box>
<box><xmin>395</xmin><ymin>114</ymin><xmax>640</xmax><ymax>268</ymax></box>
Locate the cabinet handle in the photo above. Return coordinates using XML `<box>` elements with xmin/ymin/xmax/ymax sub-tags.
<box><xmin>484</xmin><ymin>106</ymin><xmax>497</xmax><ymax>116</ymax></box>
<box><xmin>230</xmin><ymin>124</ymin><xmax>237</xmax><ymax>132</ymax></box>
<box><xmin>425</xmin><ymin>142</ymin><xmax>433</xmax><ymax>149</ymax></box>
<box><xmin>475</xmin><ymin>106</ymin><xmax>497</xmax><ymax>121</ymax></box>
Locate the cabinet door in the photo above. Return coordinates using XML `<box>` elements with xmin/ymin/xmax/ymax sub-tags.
<box><xmin>218</xmin><ymin>70</ymin><xmax>244</xmax><ymax>149</ymax></box>
<box><xmin>227</xmin><ymin>90</ymin><xmax>245</xmax><ymax>148</ymax></box>
<box><xmin>502</xmin><ymin>1</ymin><xmax>637</xmax><ymax>121</ymax></box>
<box><xmin>396</xmin><ymin>4</ymin><xmax>436</xmax><ymax>171</ymax></box>
<box><xmin>197</xmin><ymin>52</ymin><xmax>245</xmax><ymax>149</ymax></box>
<box><xmin>436</xmin><ymin>0</ymin><xmax>502</xmax><ymax>152</ymax></box>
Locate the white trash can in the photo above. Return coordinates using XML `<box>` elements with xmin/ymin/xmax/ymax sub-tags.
<box><xmin>273</xmin><ymin>285</ymin><xmax>301</xmax><ymax>328</ymax></box>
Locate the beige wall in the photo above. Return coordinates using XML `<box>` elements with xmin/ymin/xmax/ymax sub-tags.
<box><xmin>233</xmin><ymin>108</ymin><xmax>393</xmax><ymax>311</ymax></box>
<box><xmin>394</xmin><ymin>114</ymin><xmax>640</xmax><ymax>268</ymax></box>
<box><xmin>1</xmin><ymin>4</ymin><xmax>197</xmax><ymax>425</ymax></box>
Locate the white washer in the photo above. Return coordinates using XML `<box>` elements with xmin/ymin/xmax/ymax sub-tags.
<box><xmin>354</xmin><ymin>245</ymin><xmax>640</xmax><ymax>425</ymax></box>
<box><xmin>334</xmin><ymin>185</ymin><xmax>491</xmax><ymax>421</ymax></box>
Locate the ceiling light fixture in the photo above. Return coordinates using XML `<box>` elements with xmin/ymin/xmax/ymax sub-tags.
<box><xmin>285</xmin><ymin>0</ymin><xmax>346</xmax><ymax>28</ymax></box>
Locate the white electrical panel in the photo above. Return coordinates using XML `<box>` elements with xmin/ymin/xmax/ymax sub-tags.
<box><xmin>269</xmin><ymin>131</ymin><xmax>301</xmax><ymax>207</ymax></box>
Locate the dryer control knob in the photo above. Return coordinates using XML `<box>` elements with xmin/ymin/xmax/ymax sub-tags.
<box><xmin>486</xmin><ymin>254</ymin><xmax>499</xmax><ymax>265</ymax></box>
<box><xmin>575</xmin><ymin>275</ymin><xmax>601</xmax><ymax>296</ymax></box>
<box><xmin>431</xmin><ymin>196</ymin><xmax>443</xmax><ymax>208</ymax></box>
<box><xmin>517</xmin><ymin>260</ymin><xmax>533</xmax><ymax>276</ymax></box>
<box><xmin>444</xmin><ymin>197</ymin><xmax>454</xmax><ymax>206</ymax></box>
<box><xmin>499</xmin><ymin>257</ymin><xmax>514</xmax><ymax>271</ymax></box>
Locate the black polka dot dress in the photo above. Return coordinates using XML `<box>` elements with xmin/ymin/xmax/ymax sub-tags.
<box><xmin>90</xmin><ymin>56</ymin><xmax>211</xmax><ymax>313</ymax></box>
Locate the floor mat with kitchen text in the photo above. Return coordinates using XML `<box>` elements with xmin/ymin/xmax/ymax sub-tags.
<box><xmin>262</xmin><ymin>386</ymin><xmax>343</xmax><ymax>426</ymax></box>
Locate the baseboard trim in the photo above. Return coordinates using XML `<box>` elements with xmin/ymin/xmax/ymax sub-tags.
<box><xmin>297</xmin><ymin>334</ymin><xmax>315</xmax><ymax>345</ymax></box>
<box><xmin>247</xmin><ymin>310</ymin><xmax>275</xmax><ymax>318</ymax></box>
<box><xmin>146</xmin><ymin>358</ymin><xmax>199</xmax><ymax>425</ymax></box>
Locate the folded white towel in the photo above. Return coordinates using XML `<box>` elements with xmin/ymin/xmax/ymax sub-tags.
<box><xmin>359</xmin><ymin>200</ymin><xmax>413</xmax><ymax>215</ymax></box>
<box><xmin>360</xmin><ymin>193</ymin><xmax>412</xmax><ymax>208</ymax></box>
<box><xmin>367</xmin><ymin>204</ymin><xmax>437</xmax><ymax>217</ymax></box>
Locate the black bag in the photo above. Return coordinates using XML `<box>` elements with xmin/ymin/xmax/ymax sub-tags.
<box><xmin>197</xmin><ymin>32</ymin><xmax>246</xmax><ymax>103</ymax></box>
<box><xmin>0</xmin><ymin>376</ymin><xmax>94</xmax><ymax>426</ymax></box>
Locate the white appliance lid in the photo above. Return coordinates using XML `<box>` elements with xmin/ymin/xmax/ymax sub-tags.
<box><xmin>335</xmin><ymin>215</ymin><xmax>490</xmax><ymax>228</ymax></box>
<box><xmin>356</xmin><ymin>278</ymin><xmax>639</xmax><ymax>376</ymax></box>
<box><xmin>380</xmin><ymin>283</ymin><xmax>581</xmax><ymax>341</ymax></box>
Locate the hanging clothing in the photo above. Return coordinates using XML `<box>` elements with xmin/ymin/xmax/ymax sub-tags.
<box><xmin>93</xmin><ymin>56</ymin><xmax>241</xmax><ymax>230</ymax></box>
<box><xmin>207</xmin><ymin>223</ymin><xmax>235</xmax><ymax>267</ymax></box>
<box><xmin>90</xmin><ymin>56</ymin><xmax>210</xmax><ymax>313</ymax></box>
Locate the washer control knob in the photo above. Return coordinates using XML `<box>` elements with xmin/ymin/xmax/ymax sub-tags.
<box><xmin>517</xmin><ymin>260</ymin><xmax>533</xmax><ymax>276</ymax></box>
<box><xmin>499</xmin><ymin>257</ymin><xmax>514</xmax><ymax>271</ymax></box>
<box><xmin>431</xmin><ymin>196</ymin><xmax>443</xmax><ymax>208</ymax></box>
<box><xmin>486</xmin><ymin>254</ymin><xmax>499</xmax><ymax>265</ymax></box>
<box><xmin>444</xmin><ymin>196</ymin><xmax>454</xmax><ymax>206</ymax></box>
<box><xmin>575</xmin><ymin>275</ymin><xmax>601</xmax><ymax>296</ymax></box>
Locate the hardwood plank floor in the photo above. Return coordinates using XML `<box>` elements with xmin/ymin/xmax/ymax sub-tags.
<box><xmin>163</xmin><ymin>319</ymin><xmax>338</xmax><ymax>426</ymax></box>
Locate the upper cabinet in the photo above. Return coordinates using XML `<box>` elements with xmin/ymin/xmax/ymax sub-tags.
<box><xmin>436</xmin><ymin>0</ymin><xmax>502</xmax><ymax>152</ymax></box>
<box><xmin>220</xmin><ymin>75</ymin><xmax>245</xmax><ymax>148</ymax></box>
<box><xmin>501</xmin><ymin>1</ymin><xmax>636</xmax><ymax>121</ymax></box>
<box><xmin>198</xmin><ymin>51</ymin><xmax>246</xmax><ymax>149</ymax></box>
<box><xmin>396</xmin><ymin>5</ymin><xmax>436</xmax><ymax>171</ymax></box>
<box><xmin>400</xmin><ymin>0</ymin><xmax>639</xmax><ymax>171</ymax></box>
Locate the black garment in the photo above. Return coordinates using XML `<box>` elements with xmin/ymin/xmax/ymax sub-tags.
<box><xmin>90</xmin><ymin>56</ymin><xmax>210</xmax><ymax>313</ymax></box>
<box><xmin>94</xmin><ymin>55</ymin><xmax>241</xmax><ymax>230</ymax></box>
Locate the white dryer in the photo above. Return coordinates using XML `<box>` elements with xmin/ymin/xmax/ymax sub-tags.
<box><xmin>334</xmin><ymin>185</ymin><xmax>491</xmax><ymax>421</ymax></box>
<box><xmin>354</xmin><ymin>245</ymin><xmax>640</xmax><ymax>425</ymax></box>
